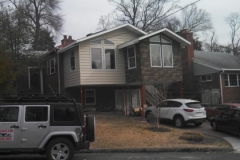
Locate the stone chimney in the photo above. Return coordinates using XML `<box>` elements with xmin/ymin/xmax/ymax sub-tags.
<box><xmin>178</xmin><ymin>29</ymin><xmax>194</xmax><ymax>91</ymax></box>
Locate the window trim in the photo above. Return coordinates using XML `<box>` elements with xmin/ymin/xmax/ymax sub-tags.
<box><xmin>48</xmin><ymin>58</ymin><xmax>56</xmax><ymax>75</ymax></box>
<box><xmin>162</xmin><ymin>45</ymin><xmax>173</xmax><ymax>68</ymax></box>
<box><xmin>104</xmin><ymin>48</ymin><xmax>116</xmax><ymax>70</ymax></box>
<box><xmin>150</xmin><ymin>44</ymin><xmax>162</xmax><ymax>67</ymax></box>
<box><xmin>85</xmin><ymin>89</ymin><xmax>96</xmax><ymax>105</ymax></box>
<box><xmin>90</xmin><ymin>47</ymin><xmax>103</xmax><ymax>70</ymax></box>
<box><xmin>127</xmin><ymin>46</ymin><xmax>136</xmax><ymax>69</ymax></box>
<box><xmin>201</xmin><ymin>74</ymin><xmax>212</xmax><ymax>82</ymax></box>
<box><xmin>70</xmin><ymin>51</ymin><xmax>76</xmax><ymax>72</ymax></box>
<box><xmin>224</xmin><ymin>73</ymin><xmax>240</xmax><ymax>87</ymax></box>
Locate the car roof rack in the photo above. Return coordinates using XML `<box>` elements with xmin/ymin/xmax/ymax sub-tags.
<box><xmin>0</xmin><ymin>93</ymin><xmax>75</xmax><ymax>103</ymax></box>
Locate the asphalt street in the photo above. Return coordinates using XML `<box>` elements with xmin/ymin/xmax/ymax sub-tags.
<box><xmin>1</xmin><ymin>152</ymin><xmax>240</xmax><ymax>160</ymax></box>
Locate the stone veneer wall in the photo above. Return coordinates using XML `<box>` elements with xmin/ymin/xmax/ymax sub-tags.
<box><xmin>140</xmin><ymin>34</ymin><xmax>183</xmax><ymax>84</ymax></box>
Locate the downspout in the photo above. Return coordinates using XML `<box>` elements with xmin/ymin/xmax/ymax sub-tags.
<box><xmin>57</xmin><ymin>50</ymin><xmax>60</xmax><ymax>94</ymax></box>
<box><xmin>219</xmin><ymin>70</ymin><xmax>225</xmax><ymax>103</ymax></box>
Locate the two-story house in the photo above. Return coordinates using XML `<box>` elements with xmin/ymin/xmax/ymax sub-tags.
<box><xmin>42</xmin><ymin>24</ymin><xmax>191</xmax><ymax>114</ymax></box>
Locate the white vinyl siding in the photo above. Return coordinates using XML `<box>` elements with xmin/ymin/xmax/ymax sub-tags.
<box><xmin>63</xmin><ymin>48</ymin><xmax>80</xmax><ymax>87</ymax></box>
<box><xmin>79</xmin><ymin>28</ymin><xmax>140</xmax><ymax>85</ymax></box>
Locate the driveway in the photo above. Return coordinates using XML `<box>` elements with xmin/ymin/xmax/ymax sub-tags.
<box><xmin>184</xmin><ymin>121</ymin><xmax>240</xmax><ymax>152</ymax></box>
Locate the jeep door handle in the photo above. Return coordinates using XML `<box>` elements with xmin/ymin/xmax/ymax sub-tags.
<box><xmin>11</xmin><ymin>125</ymin><xmax>19</xmax><ymax>129</ymax></box>
<box><xmin>38</xmin><ymin>125</ymin><xmax>47</xmax><ymax>129</ymax></box>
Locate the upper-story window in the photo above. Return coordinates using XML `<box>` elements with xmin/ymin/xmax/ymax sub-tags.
<box><xmin>149</xmin><ymin>35</ymin><xmax>173</xmax><ymax>68</ymax></box>
<box><xmin>224</xmin><ymin>74</ymin><xmax>240</xmax><ymax>87</ymax></box>
<box><xmin>127</xmin><ymin>46</ymin><xmax>136</xmax><ymax>69</ymax></box>
<box><xmin>201</xmin><ymin>75</ymin><xmax>212</xmax><ymax>82</ymax></box>
<box><xmin>70</xmin><ymin>51</ymin><xmax>76</xmax><ymax>71</ymax></box>
<box><xmin>47</xmin><ymin>58</ymin><xmax>56</xmax><ymax>75</ymax></box>
<box><xmin>90</xmin><ymin>38</ymin><xmax>116</xmax><ymax>70</ymax></box>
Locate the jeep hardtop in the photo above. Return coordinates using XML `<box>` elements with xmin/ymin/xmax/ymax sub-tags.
<box><xmin>0</xmin><ymin>94</ymin><xmax>95</xmax><ymax>160</ymax></box>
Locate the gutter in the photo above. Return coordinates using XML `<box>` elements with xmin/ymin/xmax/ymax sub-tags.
<box><xmin>219</xmin><ymin>70</ymin><xmax>225</xmax><ymax>103</ymax></box>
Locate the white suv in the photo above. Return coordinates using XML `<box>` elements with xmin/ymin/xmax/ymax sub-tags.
<box><xmin>145</xmin><ymin>99</ymin><xmax>206</xmax><ymax>128</ymax></box>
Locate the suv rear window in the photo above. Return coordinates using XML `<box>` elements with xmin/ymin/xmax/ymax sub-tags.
<box><xmin>186</xmin><ymin>102</ymin><xmax>203</xmax><ymax>109</ymax></box>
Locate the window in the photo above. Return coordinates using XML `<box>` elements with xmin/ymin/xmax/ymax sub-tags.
<box><xmin>0</xmin><ymin>107</ymin><xmax>19</xmax><ymax>122</ymax></box>
<box><xmin>105</xmin><ymin>49</ymin><xmax>115</xmax><ymax>69</ymax></box>
<box><xmin>90</xmin><ymin>38</ymin><xmax>101</xmax><ymax>44</ymax></box>
<box><xmin>149</xmin><ymin>35</ymin><xmax>160</xmax><ymax>42</ymax></box>
<box><xmin>201</xmin><ymin>75</ymin><xmax>212</xmax><ymax>82</ymax></box>
<box><xmin>47</xmin><ymin>58</ymin><xmax>56</xmax><ymax>75</ymax></box>
<box><xmin>162</xmin><ymin>45</ymin><xmax>173</xmax><ymax>67</ymax></box>
<box><xmin>54</xmin><ymin>107</ymin><xmax>76</xmax><ymax>122</ymax></box>
<box><xmin>25</xmin><ymin>106</ymin><xmax>48</xmax><ymax>122</ymax></box>
<box><xmin>168</xmin><ymin>101</ymin><xmax>182</xmax><ymax>108</ymax></box>
<box><xmin>149</xmin><ymin>35</ymin><xmax>173</xmax><ymax>68</ymax></box>
<box><xmin>150</xmin><ymin>44</ymin><xmax>161</xmax><ymax>67</ymax></box>
<box><xmin>186</xmin><ymin>103</ymin><xmax>203</xmax><ymax>109</ymax></box>
<box><xmin>224</xmin><ymin>74</ymin><xmax>240</xmax><ymax>87</ymax></box>
<box><xmin>91</xmin><ymin>48</ymin><xmax>102</xmax><ymax>69</ymax></box>
<box><xmin>104</xmin><ymin>39</ymin><xmax>114</xmax><ymax>45</ymax></box>
<box><xmin>85</xmin><ymin>89</ymin><xmax>96</xmax><ymax>105</ymax></box>
<box><xmin>70</xmin><ymin>51</ymin><xmax>75</xmax><ymax>71</ymax></box>
<box><xmin>127</xmin><ymin>46</ymin><xmax>136</xmax><ymax>69</ymax></box>
<box><xmin>222</xmin><ymin>110</ymin><xmax>234</xmax><ymax>118</ymax></box>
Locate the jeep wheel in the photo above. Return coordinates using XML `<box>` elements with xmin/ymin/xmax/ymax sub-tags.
<box><xmin>46</xmin><ymin>138</ymin><xmax>74</xmax><ymax>160</ymax></box>
<box><xmin>174</xmin><ymin>116</ymin><xmax>185</xmax><ymax>128</ymax></box>
<box><xmin>86</xmin><ymin>115</ymin><xmax>96</xmax><ymax>142</ymax></box>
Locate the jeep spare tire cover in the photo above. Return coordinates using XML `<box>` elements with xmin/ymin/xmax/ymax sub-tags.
<box><xmin>86</xmin><ymin>115</ymin><xmax>95</xmax><ymax>142</ymax></box>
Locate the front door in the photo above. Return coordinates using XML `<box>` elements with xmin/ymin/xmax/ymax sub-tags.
<box><xmin>21</xmin><ymin>105</ymin><xmax>50</xmax><ymax>147</ymax></box>
<box><xmin>0</xmin><ymin>106</ymin><xmax>21</xmax><ymax>148</ymax></box>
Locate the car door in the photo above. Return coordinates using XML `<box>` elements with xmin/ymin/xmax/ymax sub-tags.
<box><xmin>21</xmin><ymin>105</ymin><xmax>50</xmax><ymax>147</ymax></box>
<box><xmin>0</xmin><ymin>105</ymin><xmax>21</xmax><ymax>148</ymax></box>
<box><xmin>217</xmin><ymin>110</ymin><xmax>234</xmax><ymax>131</ymax></box>
<box><xmin>158</xmin><ymin>101</ymin><xmax>171</xmax><ymax>119</ymax></box>
<box><xmin>167</xmin><ymin>101</ymin><xmax>182</xmax><ymax>119</ymax></box>
<box><xmin>227</xmin><ymin>111</ymin><xmax>240</xmax><ymax>134</ymax></box>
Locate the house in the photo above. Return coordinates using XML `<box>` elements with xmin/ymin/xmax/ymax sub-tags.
<box><xmin>192</xmin><ymin>51</ymin><xmax>240</xmax><ymax>105</ymax></box>
<box><xmin>42</xmin><ymin>24</ymin><xmax>192</xmax><ymax>114</ymax></box>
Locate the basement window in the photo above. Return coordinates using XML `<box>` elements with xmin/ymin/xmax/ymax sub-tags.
<box><xmin>85</xmin><ymin>89</ymin><xmax>96</xmax><ymax>105</ymax></box>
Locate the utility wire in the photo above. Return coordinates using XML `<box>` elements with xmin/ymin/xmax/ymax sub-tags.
<box><xmin>160</xmin><ymin>0</ymin><xmax>201</xmax><ymax>21</ymax></box>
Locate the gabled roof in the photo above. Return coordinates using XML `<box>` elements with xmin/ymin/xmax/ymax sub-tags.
<box><xmin>193</xmin><ymin>51</ymin><xmax>240</xmax><ymax>71</ymax></box>
<box><xmin>118</xmin><ymin>28</ymin><xmax>191</xmax><ymax>49</ymax></box>
<box><xmin>58</xmin><ymin>24</ymin><xmax>147</xmax><ymax>54</ymax></box>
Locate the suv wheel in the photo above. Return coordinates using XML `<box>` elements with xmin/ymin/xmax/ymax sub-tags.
<box><xmin>46</xmin><ymin>138</ymin><xmax>74</xmax><ymax>160</ymax></box>
<box><xmin>146</xmin><ymin>112</ymin><xmax>155</xmax><ymax>123</ymax></box>
<box><xmin>174</xmin><ymin>116</ymin><xmax>185</xmax><ymax>128</ymax></box>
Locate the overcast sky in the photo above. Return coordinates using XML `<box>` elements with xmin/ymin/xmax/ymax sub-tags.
<box><xmin>59</xmin><ymin>0</ymin><xmax>240</xmax><ymax>45</ymax></box>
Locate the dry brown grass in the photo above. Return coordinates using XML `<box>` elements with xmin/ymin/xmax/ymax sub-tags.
<box><xmin>89</xmin><ymin>112</ymin><xmax>231</xmax><ymax>149</ymax></box>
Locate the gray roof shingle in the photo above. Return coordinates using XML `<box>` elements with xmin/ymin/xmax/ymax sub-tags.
<box><xmin>194</xmin><ymin>51</ymin><xmax>240</xmax><ymax>70</ymax></box>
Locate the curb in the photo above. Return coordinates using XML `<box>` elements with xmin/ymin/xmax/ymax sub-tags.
<box><xmin>77</xmin><ymin>147</ymin><xmax>234</xmax><ymax>153</ymax></box>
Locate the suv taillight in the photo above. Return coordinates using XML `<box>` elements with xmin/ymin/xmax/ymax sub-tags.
<box><xmin>183</xmin><ymin>109</ymin><xmax>194</xmax><ymax>112</ymax></box>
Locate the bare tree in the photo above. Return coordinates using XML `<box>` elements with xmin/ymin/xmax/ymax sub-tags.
<box><xmin>98</xmin><ymin>0</ymin><xmax>179</xmax><ymax>32</ymax></box>
<box><xmin>6</xmin><ymin>0</ymin><xmax>63</xmax><ymax>50</ymax></box>
<box><xmin>97</xmin><ymin>14</ymin><xmax>113</xmax><ymax>30</ymax></box>
<box><xmin>180</xmin><ymin>4</ymin><xmax>212</xmax><ymax>33</ymax></box>
<box><xmin>226</xmin><ymin>12</ymin><xmax>240</xmax><ymax>56</ymax></box>
<box><xmin>204</xmin><ymin>30</ymin><xmax>220</xmax><ymax>52</ymax></box>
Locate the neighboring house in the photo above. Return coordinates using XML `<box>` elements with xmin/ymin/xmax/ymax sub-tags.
<box><xmin>193</xmin><ymin>51</ymin><xmax>240</xmax><ymax>105</ymax></box>
<box><xmin>42</xmin><ymin>24</ymin><xmax>191</xmax><ymax>114</ymax></box>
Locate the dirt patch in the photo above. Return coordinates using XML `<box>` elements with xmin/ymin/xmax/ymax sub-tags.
<box><xmin>89</xmin><ymin>112</ymin><xmax>231</xmax><ymax>149</ymax></box>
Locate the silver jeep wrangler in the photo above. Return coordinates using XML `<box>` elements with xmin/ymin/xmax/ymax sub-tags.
<box><xmin>0</xmin><ymin>94</ymin><xmax>95</xmax><ymax>160</ymax></box>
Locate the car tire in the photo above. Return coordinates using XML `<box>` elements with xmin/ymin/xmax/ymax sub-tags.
<box><xmin>86</xmin><ymin>115</ymin><xmax>96</xmax><ymax>142</ymax></box>
<box><xmin>194</xmin><ymin>122</ymin><xmax>202</xmax><ymax>126</ymax></box>
<box><xmin>212</xmin><ymin>121</ymin><xmax>218</xmax><ymax>131</ymax></box>
<box><xmin>174</xmin><ymin>116</ymin><xmax>185</xmax><ymax>128</ymax></box>
<box><xmin>146</xmin><ymin>112</ymin><xmax>155</xmax><ymax>123</ymax></box>
<box><xmin>46</xmin><ymin>138</ymin><xmax>74</xmax><ymax>160</ymax></box>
